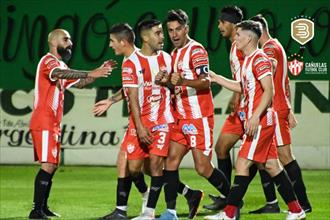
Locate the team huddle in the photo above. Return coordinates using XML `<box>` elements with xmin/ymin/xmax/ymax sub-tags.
<box><xmin>28</xmin><ymin>5</ymin><xmax>311</xmax><ymax>220</ymax></box>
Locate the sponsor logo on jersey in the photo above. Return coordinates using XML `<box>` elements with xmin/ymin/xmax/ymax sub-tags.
<box><xmin>147</xmin><ymin>94</ymin><xmax>163</xmax><ymax>103</ymax></box>
<box><xmin>182</xmin><ymin>124</ymin><xmax>198</xmax><ymax>135</ymax></box>
<box><xmin>122</xmin><ymin>67</ymin><xmax>133</xmax><ymax>74</ymax></box>
<box><xmin>122</xmin><ymin>76</ymin><xmax>133</xmax><ymax>81</ymax></box>
<box><xmin>143</xmin><ymin>81</ymin><xmax>153</xmax><ymax>87</ymax></box>
<box><xmin>151</xmin><ymin>124</ymin><xmax>169</xmax><ymax>132</ymax></box>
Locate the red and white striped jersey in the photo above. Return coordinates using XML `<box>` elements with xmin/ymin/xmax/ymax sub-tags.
<box><xmin>240</xmin><ymin>49</ymin><xmax>275</xmax><ymax>126</ymax></box>
<box><xmin>230</xmin><ymin>41</ymin><xmax>244</xmax><ymax>81</ymax></box>
<box><xmin>30</xmin><ymin>53</ymin><xmax>79</xmax><ymax>130</ymax></box>
<box><xmin>171</xmin><ymin>40</ymin><xmax>214</xmax><ymax>119</ymax></box>
<box><xmin>121</xmin><ymin>50</ymin><xmax>174</xmax><ymax>127</ymax></box>
<box><xmin>263</xmin><ymin>38</ymin><xmax>291</xmax><ymax>111</ymax></box>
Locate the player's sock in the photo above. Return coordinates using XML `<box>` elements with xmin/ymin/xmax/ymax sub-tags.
<box><xmin>177</xmin><ymin>180</ymin><xmax>185</xmax><ymax>194</ymax></box>
<box><xmin>272</xmin><ymin>170</ymin><xmax>302</xmax><ymax>213</ymax></box>
<box><xmin>248</xmin><ymin>163</ymin><xmax>258</xmax><ymax>183</ymax></box>
<box><xmin>284</xmin><ymin>160</ymin><xmax>310</xmax><ymax>207</ymax></box>
<box><xmin>259</xmin><ymin>169</ymin><xmax>277</xmax><ymax>203</ymax></box>
<box><xmin>225</xmin><ymin>175</ymin><xmax>250</xmax><ymax>217</ymax></box>
<box><xmin>43</xmin><ymin>172</ymin><xmax>55</xmax><ymax>209</ymax></box>
<box><xmin>207</xmin><ymin>168</ymin><xmax>230</xmax><ymax>197</ymax></box>
<box><xmin>33</xmin><ymin>169</ymin><xmax>52</xmax><ymax>210</ymax></box>
<box><xmin>131</xmin><ymin>172</ymin><xmax>148</xmax><ymax>193</ymax></box>
<box><xmin>164</xmin><ymin>170</ymin><xmax>179</xmax><ymax>209</ymax></box>
<box><xmin>146</xmin><ymin>176</ymin><xmax>163</xmax><ymax>209</ymax></box>
<box><xmin>116</xmin><ymin>177</ymin><xmax>132</xmax><ymax>208</ymax></box>
<box><xmin>227</xmin><ymin>175</ymin><xmax>250</xmax><ymax>206</ymax></box>
<box><xmin>218</xmin><ymin>157</ymin><xmax>232</xmax><ymax>184</ymax></box>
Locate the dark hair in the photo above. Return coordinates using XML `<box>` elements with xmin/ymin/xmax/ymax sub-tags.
<box><xmin>109</xmin><ymin>23</ymin><xmax>135</xmax><ymax>44</ymax></box>
<box><xmin>236</xmin><ymin>20</ymin><xmax>262</xmax><ymax>38</ymax></box>
<box><xmin>166</xmin><ymin>9</ymin><xmax>189</xmax><ymax>25</ymax></box>
<box><xmin>250</xmin><ymin>14</ymin><xmax>268</xmax><ymax>30</ymax></box>
<box><xmin>220</xmin><ymin>5</ymin><xmax>243</xmax><ymax>24</ymax></box>
<box><xmin>137</xmin><ymin>19</ymin><xmax>162</xmax><ymax>35</ymax></box>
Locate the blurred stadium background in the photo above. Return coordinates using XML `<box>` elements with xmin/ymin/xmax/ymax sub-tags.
<box><xmin>0</xmin><ymin>0</ymin><xmax>329</xmax><ymax>219</ymax></box>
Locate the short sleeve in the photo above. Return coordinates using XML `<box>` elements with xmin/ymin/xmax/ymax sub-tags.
<box><xmin>253</xmin><ymin>54</ymin><xmax>272</xmax><ymax>80</ymax></box>
<box><xmin>122</xmin><ymin>60</ymin><xmax>138</xmax><ymax>88</ymax></box>
<box><xmin>190</xmin><ymin>46</ymin><xmax>209</xmax><ymax>75</ymax></box>
<box><xmin>43</xmin><ymin>56</ymin><xmax>61</xmax><ymax>81</ymax></box>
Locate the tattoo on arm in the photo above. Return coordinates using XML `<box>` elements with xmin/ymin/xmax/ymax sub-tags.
<box><xmin>74</xmin><ymin>77</ymin><xmax>95</xmax><ymax>89</ymax></box>
<box><xmin>52</xmin><ymin>68</ymin><xmax>89</xmax><ymax>79</ymax></box>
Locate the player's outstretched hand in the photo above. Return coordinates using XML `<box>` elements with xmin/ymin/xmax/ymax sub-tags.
<box><xmin>209</xmin><ymin>70</ymin><xmax>218</xmax><ymax>83</ymax></box>
<box><xmin>93</xmin><ymin>99</ymin><xmax>112</xmax><ymax>116</ymax></box>
<box><xmin>88</xmin><ymin>67</ymin><xmax>112</xmax><ymax>78</ymax></box>
<box><xmin>288</xmin><ymin>110</ymin><xmax>298</xmax><ymax>128</ymax></box>
<box><xmin>101</xmin><ymin>59</ymin><xmax>118</xmax><ymax>69</ymax></box>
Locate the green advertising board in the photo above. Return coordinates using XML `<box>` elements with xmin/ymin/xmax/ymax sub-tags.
<box><xmin>1</xmin><ymin>0</ymin><xmax>329</xmax><ymax>90</ymax></box>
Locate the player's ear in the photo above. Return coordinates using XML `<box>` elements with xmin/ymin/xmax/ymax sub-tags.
<box><xmin>184</xmin><ymin>25</ymin><xmax>189</xmax><ymax>34</ymax></box>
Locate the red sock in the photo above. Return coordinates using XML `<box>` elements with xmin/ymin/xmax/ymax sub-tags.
<box><xmin>288</xmin><ymin>200</ymin><xmax>302</xmax><ymax>213</ymax></box>
<box><xmin>224</xmin><ymin>205</ymin><xmax>237</xmax><ymax>218</ymax></box>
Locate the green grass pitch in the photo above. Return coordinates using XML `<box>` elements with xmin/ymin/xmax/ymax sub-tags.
<box><xmin>0</xmin><ymin>166</ymin><xmax>329</xmax><ymax>219</ymax></box>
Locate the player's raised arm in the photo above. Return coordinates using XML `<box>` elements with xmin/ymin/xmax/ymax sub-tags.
<box><xmin>93</xmin><ymin>88</ymin><xmax>124</xmax><ymax>116</ymax></box>
<box><xmin>209</xmin><ymin>70</ymin><xmax>242</xmax><ymax>93</ymax></box>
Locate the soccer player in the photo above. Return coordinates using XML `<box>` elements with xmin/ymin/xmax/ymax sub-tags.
<box><xmin>204</xmin><ymin>5</ymin><xmax>251</xmax><ymax>211</ymax></box>
<box><xmin>95</xmin><ymin>22</ymin><xmax>203</xmax><ymax>220</ymax></box>
<box><xmin>28</xmin><ymin>29</ymin><xmax>113</xmax><ymax>220</ymax></box>
<box><xmin>96</xmin><ymin>23</ymin><xmax>150</xmax><ymax>220</ymax></box>
<box><xmin>157</xmin><ymin>9</ymin><xmax>230</xmax><ymax>220</ymax></box>
<box><xmin>204</xmin><ymin>20</ymin><xmax>306</xmax><ymax>220</ymax></box>
<box><xmin>247</xmin><ymin>14</ymin><xmax>312</xmax><ymax>214</ymax></box>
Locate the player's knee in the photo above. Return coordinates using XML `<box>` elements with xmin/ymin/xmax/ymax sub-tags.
<box><xmin>129</xmin><ymin>169</ymin><xmax>141</xmax><ymax>178</ymax></box>
<box><xmin>265</xmin><ymin>161</ymin><xmax>281</xmax><ymax>177</ymax></box>
<box><xmin>278</xmin><ymin>151</ymin><xmax>294</xmax><ymax>166</ymax></box>
<box><xmin>194</xmin><ymin>163</ymin><xmax>212</xmax><ymax>178</ymax></box>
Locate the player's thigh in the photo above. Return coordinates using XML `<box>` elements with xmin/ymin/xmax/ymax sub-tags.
<box><xmin>265</xmin><ymin>158</ymin><xmax>283</xmax><ymax>177</ymax></box>
<box><xmin>128</xmin><ymin>159</ymin><xmax>144</xmax><ymax>176</ymax></box>
<box><xmin>165</xmin><ymin>141</ymin><xmax>187</xmax><ymax>170</ymax></box>
<box><xmin>235</xmin><ymin>157</ymin><xmax>254</xmax><ymax>176</ymax></box>
<box><xmin>148</xmin><ymin>154</ymin><xmax>165</xmax><ymax>176</ymax></box>
<box><xmin>216</xmin><ymin>133</ymin><xmax>241</xmax><ymax>156</ymax></box>
<box><xmin>191</xmin><ymin>148</ymin><xmax>213</xmax><ymax>177</ymax></box>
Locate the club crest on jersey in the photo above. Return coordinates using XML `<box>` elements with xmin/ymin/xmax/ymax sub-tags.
<box><xmin>238</xmin><ymin>111</ymin><xmax>246</xmax><ymax>122</ymax></box>
<box><xmin>151</xmin><ymin>124</ymin><xmax>169</xmax><ymax>132</ymax></box>
<box><xmin>127</xmin><ymin>144</ymin><xmax>135</xmax><ymax>154</ymax></box>
<box><xmin>182</xmin><ymin>124</ymin><xmax>198</xmax><ymax>135</ymax></box>
<box><xmin>52</xmin><ymin>148</ymin><xmax>58</xmax><ymax>158</ymax></box>
<box><xmin>174</xmin><ymin>86</ymin><xmax>183</xmax><ymax>95</ymax></box>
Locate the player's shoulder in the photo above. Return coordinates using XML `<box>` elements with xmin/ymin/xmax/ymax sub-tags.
<box><xmin>159</xmin><ymin>50</ymin><xmax>171</xmax><ymax>60</ymax></box>
<box><xmin>190</xmin><ymin>41</ymin><xmax>208</xmax><ymax>56</ymax></box>
<box><xmin>40</xmin><ymin>53</ymin><xmax>58</xmax><ymax>65</ymax></box>
<box><xmin>263</xmin><ymin>39</ymin><xmax>281</xmax><ymax>51</ymax></box>
<box><xmin>253</xmin><ymin>50</ymin><xmax>270</xmax><ymax>65</ymax></box>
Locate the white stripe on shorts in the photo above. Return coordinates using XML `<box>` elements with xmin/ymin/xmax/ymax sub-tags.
<box><xmin>247</xmin><ymin>125</ymin><xmax>262</xmax><ymax>160</ymax></box>
<box><xmin>274</xmin><ymin>112</ymin><xmax>284</xmax><ymax>146</ymax></box>
<box><xmin>202</xmin><ymin>117</ymin><xmax>211</xmax><ymax>156</ymax></box>
<box><xmin>41</xmin><ymin>130</ymin><xmax>49</xmax><ymax>162</ymax></box>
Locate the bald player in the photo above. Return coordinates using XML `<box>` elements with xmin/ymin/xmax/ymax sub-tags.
<box><xmin>28</xmin><ymin>29</ymin><xmax>113</xmax><ymax>219</ymax></box>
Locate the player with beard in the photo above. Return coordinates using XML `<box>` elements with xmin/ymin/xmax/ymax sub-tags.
<box><xmin>28</xmin><ymin>29</ymin><xmax>113</xmax><ymax>219</ymax></box>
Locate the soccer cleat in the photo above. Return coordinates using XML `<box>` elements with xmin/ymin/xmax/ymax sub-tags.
<box><xmin>28</xmin><ymin>209</ymin><xmax>50</xmax><ymax>220</ymax></box>
<box><xmin>301</xmin><ymin>203</ymin><xmax>312</xmax><ymax>213</ymax></box>
<box><xmin>141</xmin><ymin>188</ymin><xmax>150</xmax><ymax>214</ymax></box>
<box><xmin>204</xmin><ymin>211</ymin><xmax>236</xmax><ymax>220</ymax></box>
<box><xmin>187</xmin><ymin>190</ymin><xmax>203</xmax><ymax>219</ymax></box>
<box><xmin>98</xmin><ymin>209</ymin><xmax>128</xmax><ymax>220</ymax></box>
<box><xmin>286</xmin><ymin>210</ymin><xmax>306</xmax><ymax>220</ymax></box>
<box><xmin>156</xmin><ymin>210</ymin><xmax>178</xmax><ymax>220</ymax></box>
<box><xmin>248</xmin><ymin>202</ymin><xmax>280</xmax><ymax>214</ymax></box>
<box><xmin>203</xmin><ymin>196</ymin><xmax>226</xmax><ymax>211</ymax></box>
<box><xmin>131</xmin><ymin>211</ymin><xmax>155</xmax><ymax>220</ymax></box>
<box><xmin>43</xmin><ymin>207</ymin><xmax>61</xmax><ymax>217</ymax></box>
